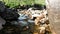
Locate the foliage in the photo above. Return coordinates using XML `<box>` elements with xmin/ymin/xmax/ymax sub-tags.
<box><xmin>35</xmin><ymin>0</ymin><xmax>45</xmax><ymax>5</ymax></box>
<box><xmin>0</xmin><ymin>0</ymin><xmax>45</xmax><ymax>8</ymax></box>
<box><xmin>2</xmin><ymin>0</ymin><xmax>20</xmax><ymax>8</ymax></box>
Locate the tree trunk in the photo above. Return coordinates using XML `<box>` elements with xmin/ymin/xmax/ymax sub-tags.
<box><xmin>46</xmin><ymin>0</ymin><xmax>60</xmax><ymax>34</ymax></box>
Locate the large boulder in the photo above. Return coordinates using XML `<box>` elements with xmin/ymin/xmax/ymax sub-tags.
<box><xmin>0</xmin><ymin>8</ymin><xmax>19</xmax><ymax>21</ymax></box>
<box><xmin>46</xmin><ymin>0</ymin><xmax>60</xmax><ymax>34</ymax></box>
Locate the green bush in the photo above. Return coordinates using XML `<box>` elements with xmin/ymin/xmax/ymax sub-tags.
<box><xmin>35</xmin><ymin>0</ymin><xmax>45</xmax><ymax>5</ymax></box>
<box><xmin>20</xmin><ymin>0</ymin><xmax>34</xmax><ymax>6</ymax></box>
<box><xmin>3</xmin><ymin>0</ymin><xmax>20</xmax><ymax>8</ymax></box>
<box><xmin>0</xmin><ymin>0</ymin><xmax>45</xmax><ymax>8</ymax></box>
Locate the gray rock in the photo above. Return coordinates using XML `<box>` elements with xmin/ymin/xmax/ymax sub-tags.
<box><xmin>0</xmin><ymin>17</ymin><xmax>6</xmax><ymax>30</ymax></box>
<box><xmin>0</xmin><ymin>1</ymin><xmax>5</xmax><ymax>12</ymax></box>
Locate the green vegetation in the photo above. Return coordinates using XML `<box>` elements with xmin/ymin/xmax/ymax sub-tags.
<box><xmin>0</xmin><ymin>0</ymin><xmax>45</xmax><ymax>8</ymax></box>
<box><xmin>35</xmin><ymin>0</ymin><xmax>45</xmax><ymax>5</ymax></box>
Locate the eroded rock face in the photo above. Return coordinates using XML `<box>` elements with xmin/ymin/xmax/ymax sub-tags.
<box><xmin>46</xmin><ymin>0</ymin><xmax>60</xmax><ymax>34</ymax></box>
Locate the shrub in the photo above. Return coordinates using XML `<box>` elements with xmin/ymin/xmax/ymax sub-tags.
<box><xmin>0</xmin><ymin>0</ymin><xmax>45</xmax><ymax>8</ymax></box>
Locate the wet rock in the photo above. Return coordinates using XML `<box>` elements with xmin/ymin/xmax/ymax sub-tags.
<box><xmin>18</xmin><ymin>14</ymin><xmax>28</xmax><ymax>20</ymax></box>
<box><xmin>0</xmin><ymin>17</ymin><xmax>6</xmax><ymax>30</ymax></box>
<box><xmin>0</xmin><ymin>8</ymin><xmax>19</xmax><ymax>21</ymax></box>
<box><xmin>0</xmin><ymin>1</ymin><xmax>5</xmax><ymax>12</ymax></box>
